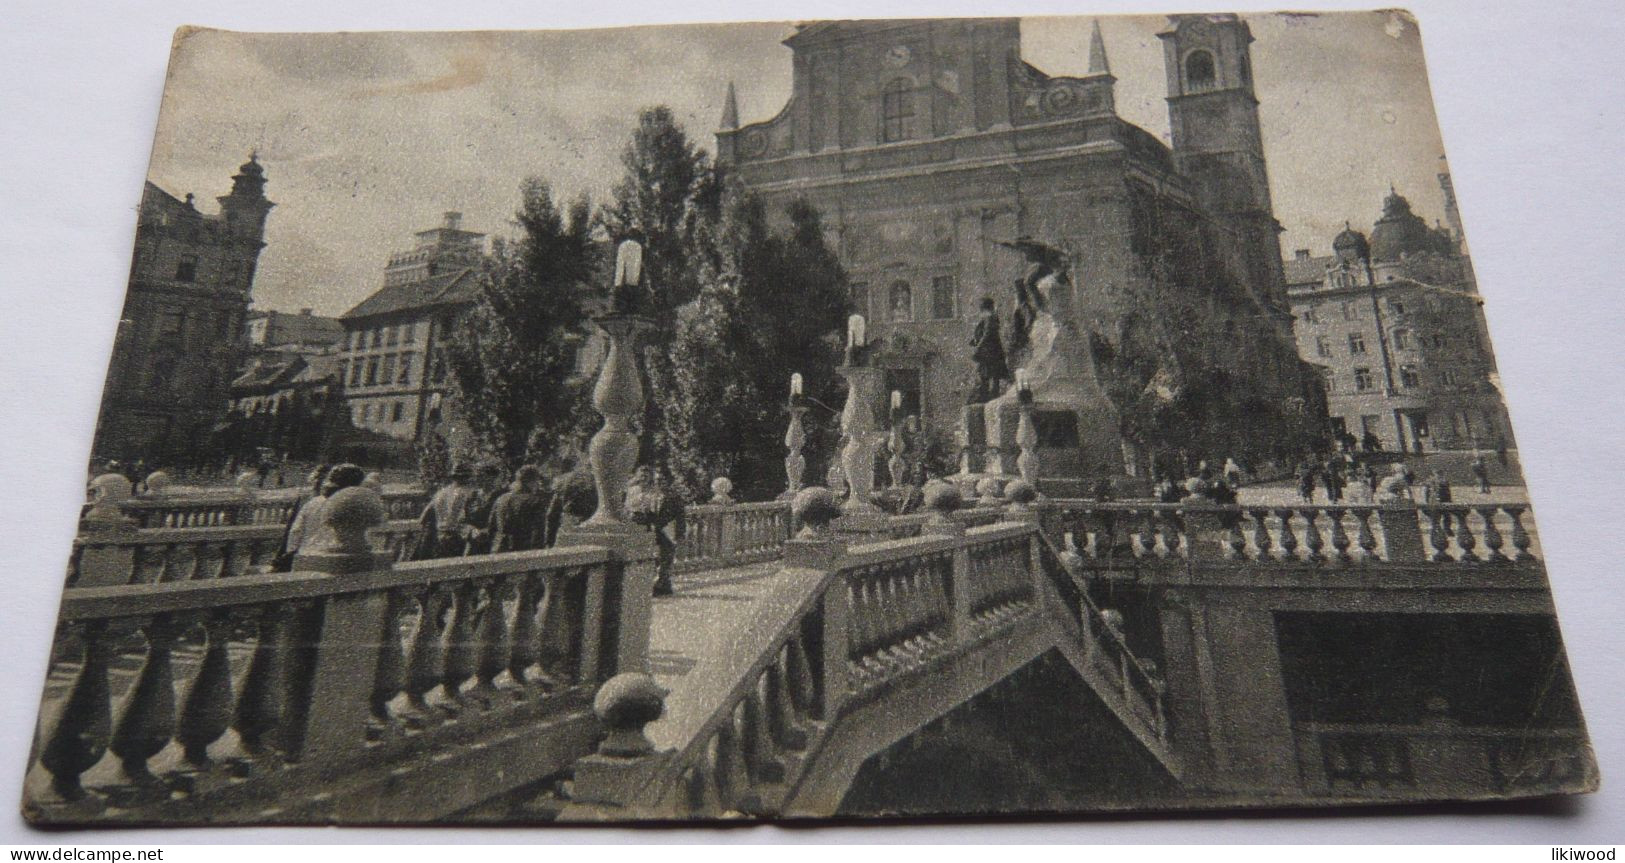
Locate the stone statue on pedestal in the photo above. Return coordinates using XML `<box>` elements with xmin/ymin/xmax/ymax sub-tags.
<box><xmin>969</xmin><ymin>296</ymin><xmax>1010</xmax><ymax>404</ymax></box>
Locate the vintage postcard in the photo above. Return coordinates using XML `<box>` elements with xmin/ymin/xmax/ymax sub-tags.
<box><xmin>24</xmin><ymin>10</ymin><xmax>1597</xmax><ymax>826</ymax></box>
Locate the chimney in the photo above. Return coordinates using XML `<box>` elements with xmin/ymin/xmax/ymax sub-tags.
<box><xmin>443</xmin><ymin>211</ymin><xmax>463</xmax><ymax>230</ymax></box>
<box><xmin>1294</xmin><ymin>249</ymin><xmax>1311</xmax><ymax>260</ymax></box>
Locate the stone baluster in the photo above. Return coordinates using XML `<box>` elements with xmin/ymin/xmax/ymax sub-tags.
<box><xmin>1424</xmin><ymin>509</ymin><xmax>1452</xmax><ymax>562</ymax></box>
<box><xmin>507</xmin><ymin>575</ymin><xmax>544</xmax><ymax>685</ymax></box>
<box><xmin>1353</xmin><ymin>508</ymin><xmax>1379</xmax><ymax>560</ymax></box>
<box><xmin>107</xmin><ymin>615</ymin><xmax>181</xmax><ymax>793</ymax></box>
<box><xmin>1276</xmin><ymin>509</ymin><xmax>1299</xmax><ymax>560</ymax></box>
<box><xmin>1455</xmin><ymin>508</ymin><xmax>1478</xmax><ymax>563</ymax></box>
<box><xmin>233</xmin><ymin>603</ymin><xmax>293</xmax><ymax>759</ymax></box>
<box><xmin>1327</xmin><ymin>507</ymin><xmax>1352</xmax><ymax>563</ymax></box>
<box><xmin>368</xmin><ymin>591</ymin><xmax>409</xmax><ymax>734</ymax></box>
<box><xmin>1015</xmin><ymin>388</ymin><xmax>1039</xmax><ymax>489</ymax></box>
<box><xmin>784</xmin><ymin>403</ymin><xmax>808</xmax><ymax>500</ymax></box>
<box><xmin>440</xmin><ymin>582</ymin><xmax>479</xmax><ymax>705</ymax></box>
<box><xmin>402</xmin><ymin>587</ymin><xmax>448</xmax><ymax>720</ymax></box>
<box><xmin>1249</xmin><ymin>508</ymin><xmax>1273</xmax><ymax>560</ymax></box>
<box><xmin>470</xmin><ymin>579</ymin><xmax>514</xmax><ymax>704</ymax></box>
<box><xmin>1478</xmin><ymin>505</ymin><xmax>1509</xmax><ymax>563</ymax></box>
<box><xmin>177</xmin><ymin>613</ymin><xmax>236</xmax><ymax>767</ymax></box>
<box><xmin>1505</xmin><ymin>505</ymin><xmax>1535</xmax><ymax>559</ymax></box>
<box><xmin>1301</xmin><ymin>508</ymin><xmax>1325</xmax><ymax>563</ymax></box>
<box><xmin>38</xmin><ymin>622</ymin><xmax>112</xmax><ymax>802</ymax></box>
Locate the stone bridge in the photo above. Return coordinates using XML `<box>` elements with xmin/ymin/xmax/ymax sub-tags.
<box><xmin>27</xmin><ymin>483</ymin><xmax>1571</xmax><ymax>825</ymax></box>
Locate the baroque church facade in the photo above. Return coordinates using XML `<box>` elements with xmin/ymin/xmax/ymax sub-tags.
<box><xmin>718</xmin><ymin>15</ymin><xmax>1324</xmax><ymax>472</ymax></box>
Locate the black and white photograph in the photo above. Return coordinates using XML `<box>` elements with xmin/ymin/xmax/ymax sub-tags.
<box><xmin>5</xmin><ymin>4</ymin><xmax>1612</xmax><ymax>835</ymax></box>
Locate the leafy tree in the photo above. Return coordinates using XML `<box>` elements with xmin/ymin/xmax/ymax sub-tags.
<box><xmin>652</xmin><ymin>185</ymin><xmax>849</xmax><ymax>500</ymax></box>
<box><xmin>445</xmin><ymin>179</ymin><xmax>598</xmax><ymax>473</ymax></box>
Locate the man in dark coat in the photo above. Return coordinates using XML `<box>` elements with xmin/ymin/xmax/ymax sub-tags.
<box><xmin>491</xmin><ymin>465</ymin><xmax>550</xmax><ymax>553</ymax></box>
<box><xmin>969</xmin><ymin>296</ymin><xmax>1010</xmax><ymax>403</ymax></box>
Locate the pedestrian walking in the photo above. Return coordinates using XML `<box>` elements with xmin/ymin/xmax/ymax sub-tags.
<box><xmin>1472</xmin><ymin>455</ymin><xmax>1491</xmax><ymax>495</ymax></box>
<box><xmin>491</xmin><ymin>465</ymin><xmax>550</xmax><ymax>553</ymax></box>
<box><xmin>417</xmin><ymin>462</ymin><xmax>475</xmax><ymax>559</ymax></box>
<box><xmin>1297</xmin><ymin>460</ymin><xmax>1318</xmax><ymax>503</ymax></box>
<box><xmin>461</xmin><ymin>461</ymin><xmax>504</xmax><ymax>556</ymax></box>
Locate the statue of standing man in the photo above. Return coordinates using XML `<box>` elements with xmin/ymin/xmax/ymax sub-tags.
<box><xmin>970</xmin><ymin>296</ymin><xmax>1011</xmax><ymax>403</ymax></box>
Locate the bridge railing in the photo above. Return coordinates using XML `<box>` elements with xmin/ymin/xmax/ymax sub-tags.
<box><xmin>1039</xmin><ymin>500</ymin><xmax>1539</xmax><ymax>566</ymax></box>
<box><xmin>67</xmin><ymin>520</ymin><xmax>421</xmax><ymax>588</ymax></box>
<box><xmin>673</xmin><ymin>501</ymin><xmax>793</xmax><ymax>574</ymax></box>
<box><xmin>28</xmin><ymin>541</ymin><xmax>635</xmax><ymax>823</ymax></box>
<box><xmin>1292</xmin><ymin>721</ymin><xmax>1591</xmax><ymax>798</ymax></box>
<box><xmin>618</xmin><ymin>514</ymin><xmax>1168</xmax><ymax>818</ymax></box>
<box><xmin>111</xmin><ymin>489</ymin><xmax>426</xmax><ymax>529</ymax></box>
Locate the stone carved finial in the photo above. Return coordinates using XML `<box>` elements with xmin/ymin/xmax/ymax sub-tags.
<box><xmin>923</xmin><ymin>480</ymin><xmax>964</xmax><ymax>534</ymax></box>
<box><xmin>85</xmin><ymin>473</ymin><xmax>133</xmax><ymax>522</ymax></box>
<box><xmin>143</xmin><ymin>471</ymin><xmax>173</xmax><ymax>497</ymax></box>
<box><xmin>709</xmin><ymin>477</ymin><xmax>735</xmax><ymax>505</ymax></box>
<box><xmin>1004</xmin><ymin>479</ymin><xmax>1038</xmax><ymax>509</ymax></box>
<box><xmin>311</xmin><ymin>486</ymin><xmax>387</xmax><ymax>555</ymax></box>
<box><xmin>792</xmin><ymin>486</ymin><xmax>841</xmax><ymax>538</ymax></box>
<box><xmin>593</xmin><ymin>673</ymin><xmax>666</xmax><ymax>758</ymax></box>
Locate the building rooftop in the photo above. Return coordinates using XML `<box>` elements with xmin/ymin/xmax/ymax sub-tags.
<box><xmin>340</xmin><ymin>267</ymin><xmax>479</xmax><ymax>322</ymax></box>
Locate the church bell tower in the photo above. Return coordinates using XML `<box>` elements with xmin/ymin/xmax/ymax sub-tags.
<box><xmin>1159</xmin><ymin>14</ymin><xmax>1286</xmax><ymax>308</ymax></box>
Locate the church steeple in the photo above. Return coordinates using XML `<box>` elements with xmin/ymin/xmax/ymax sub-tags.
<box><xmin>720</xmin><ymin>81</ymin><xmax>740</xmax><ymax>130</ymax></box>
<box><xmin>1087</xmin><ymin>19</ymin><xmax>1111</xmax><ymax>76</ymax></box>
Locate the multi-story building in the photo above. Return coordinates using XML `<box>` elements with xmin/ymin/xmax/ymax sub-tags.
<box><xmin>336</xmin><ymin>212</ymin><xmax>484</xmax><ymax>446</ymax></box>
<box><xmin>1285</xmin><ymin>179</ymin><xmax>1511</xmax><ymax>456</ymax></box>
<box><xmin>93</xmin><ymin>155</ymin><xmax>273</xmax><ymax>466</ymax></box>
<box><xmin>717</xmin><ymin>15</ymin><xmax>1321</xmax><ymax>476</ymax></box>
<box><xmin>245</xmin><ymin>307</ymin><xmax>344</xmax><ymax>350</ymax></box>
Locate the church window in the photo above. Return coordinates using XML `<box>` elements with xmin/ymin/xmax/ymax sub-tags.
<box><xmin>1185</xmin><ymin>50</ymin><xmax>1217</xmax><ymax>92</ymax></box>
<box><xmin>1392</xmin><ymin>329</ymin><xmax>1411</xmax><ymax>350</ymax></box>
<box><xmin>888</xmin><ymin>280</ymin><xmax>913</xmax><ymax>322</ymax></box>
<box><xmin>1315</xmin><ymin>336</ymin><xmax>1331</xmax><ymax>358</ymax></box>
<box><xmin>1347</xmin><ymin>332</ymin><xmax>1367</xmax><ymax>355</ymax></box>
<box><xmin>930</xmin><ymin>275</ymin><xmax>957</xmax><ymax>320</ymax></box>
<box><xmin>1400</xmin><ymin>365</ymin><xmax>1421</xmax><ymax>388</ymax></box>
<box><xmin>403</xmin><ymin>322</ymin><xmax>416</xmax><ymax>344</ymax></box>
<box><xmin>175</xmin><ymin>254</ymin><xmax>198</xmax><ymax>283</ymax></box>
<box><xmin>1440</xmin><ymin>369</ymin><xmax>1460</xmax><ymax>386</ymax></box>
<box><xmin>386</xmin><ymin>325</ymin><xmax>399</xmax><ymax>347</ymax></box>
<box><xmin>1389</xmin><ymin>298</ymin><xmax>1407</xmax><ymax>316</ymax></box>
<box><xmin>1340</xmin><ymin>300</ymin><xmax>1360</xmax><ymax>320</ymax></box>
<box><xmin>1353</xmin><ymin>367</ymin><xmax>1374</xmax><ymax>392</ymax></box>
<box><xmin>371</xmin><ymin>328</ymin><xmax>384</xmax><ymax>349</ymax></box>
<box><xmin>881</xmin><ymin>78</ymin><xmax>914</xmax><ymax>143</ymax></box>
<box><xmin>349</xmin><ymin>360</ymin><xmax>364</xmax><ymax>387</ymax></box>
<box><xmin>365</xmin><ymin>357</ymin><xmax>379</xmax><ymax>386</ymax></box>
<box><xmin>399</xmin><ymin>354</ymin><xmax>414</xmax><ymax>384</ymax></box>
<box><xmin>391</xmin><ymin>401</ymin><xmax>405</xmax><ymax>423</ymax></box>
<box><xmin>382</xmin><ymin>354</ymin><xmax>397</xmax><ymax>384</ymax></box>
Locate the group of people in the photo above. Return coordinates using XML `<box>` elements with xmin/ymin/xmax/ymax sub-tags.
<box><xmin>274</xmin><ymin>459</ymin><xmax>692</xmax><ymax>595</ymax></box>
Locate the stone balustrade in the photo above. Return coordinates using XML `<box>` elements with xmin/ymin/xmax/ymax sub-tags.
<box><xmin>67</xmin><ymin>520</ymin><xmax>422</xmax><ymax>588</ymax></box>
<box><xmin>1292</xmin><ymin>722</ymin><xmax>1590</xmax><ymax>799</ymax></box>
<box><xmin>595</xmin><ymin>515</ymin><xmax>1171</xmax><ymax>819</ymax></box>
<box><xmin>109</xmin><ymin>489</ymin><xmax>426</xmax><ymax>529</ymax></box>
<box><xmin>1040</xmin><ymin>500</ymin><xmax>1540</xmax><ymax>567</ymax></box>
<box><xmin>27</xmin><ymin>541</ymin><xmax>637</xmax><ymax>823</ymax></box>
<box><xmin>673</xmin><ymin>501</ymin><xmax>794</xmax><ymax>574</ymax></box>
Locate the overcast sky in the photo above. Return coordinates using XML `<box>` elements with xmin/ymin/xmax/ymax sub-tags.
<box><xmin>145</xmin><ymin>11</ymin><xmax>1450</xmax><ymax>317</ymax></box>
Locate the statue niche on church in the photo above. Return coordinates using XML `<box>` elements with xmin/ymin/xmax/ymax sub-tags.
<box><xmin>969</xmin><ymin>296</ymin><xmax>1010</xmax><ymax>404</ymax></box>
